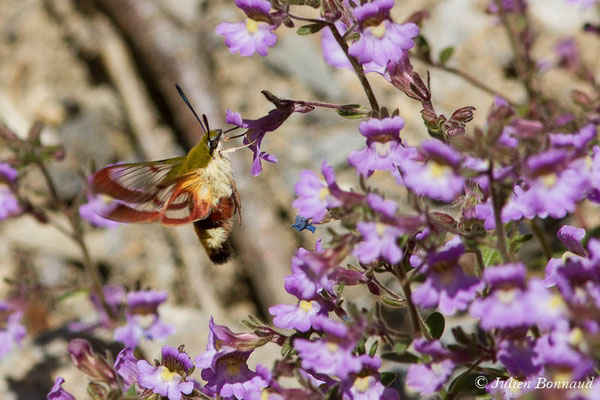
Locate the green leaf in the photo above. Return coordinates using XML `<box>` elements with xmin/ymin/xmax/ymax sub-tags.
<box><xmin>381</xmin><ymin>351</ymin><xmax>420</xmax><ymax>363</ymax></box>
<box><xmin>356</xmin><ymin>336</ymin><xmax>366</xmax><ymax>355</ymax></box>
<box><xmin>297</xmin><ymin>22</ymin><xmax>327</xmax><ymax>35</ymax></box>
<box><xmin>281</xmin><ymin>340</ymin><xmax>293</xmax><ymax>357</ymax></box>
<box><xmin>380</xmin><ymin>372</ymin><xmax>396</xmax><ymax>387</ymax></box>
<box><xmin>438</xmin><ymin>46</ymin><xmax>454</xmax><ymax>65</ymax></box>
<box><xmin>381</xmin><ymin>296</ymin><xmax>407</xmax><ymax>307</ymax></box>
<box><xmin>336</xmin><ymin>105</ymin><xmax>370</xmax><ymax>119</ymax></box>
<box><xmin>426</xmin><ymin>312</ymin><xmax>445</xmax><ymax>339</ymax></box>
<box><xmin>510</xmin><ymin>233</ymin><xmax>533</xmax><ymax>253</ymax></box>
<box><xmin>369</xmin><ymin>340</ymin><xmax>379</xmax><ymax>356</ymax></box>
<box><xmin>481</xmin><ymin>246</ymin><xmax>501</xmax><ymax>267</ymax></box>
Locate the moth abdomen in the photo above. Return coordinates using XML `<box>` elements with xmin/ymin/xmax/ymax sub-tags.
<box><xmin>193</xmin><ymin>219</ymin><xmax>234</xmax><ymax>265</ymax></box>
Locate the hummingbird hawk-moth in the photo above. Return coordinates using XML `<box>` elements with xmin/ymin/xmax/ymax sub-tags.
<box><xmin>90</xmin><ymin>85</ymin><xmax>240</xmax><ymax>264</ymax></box>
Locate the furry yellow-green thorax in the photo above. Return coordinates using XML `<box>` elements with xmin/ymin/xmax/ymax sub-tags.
<box><xmin>185</xmin><ymin>129</ymin><xmax>223</xmax><ymax>170</ymax></box>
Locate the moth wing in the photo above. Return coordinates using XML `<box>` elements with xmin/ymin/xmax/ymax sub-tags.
<box><xmin>90</xmin><ymin>157</ymin><xmax>185</xmax><ymax>202</ymax></box>
<box><xmin>90</xmin><ymin>157</ymin><xmax>188</xmax><ymax>224</ymax></box>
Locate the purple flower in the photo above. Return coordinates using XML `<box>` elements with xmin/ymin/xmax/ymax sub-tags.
<box><xmin>79</xmin><ymin>192</ymin><xmax>120</xmax><ymax>228</ymax></box>
<box><xmin>294</xmin><ymin>337</ymin><xmax>361</xmax><ymax>379</ymax></box>
<box><xmin>201</xmin><ymin>351</ymin><xmax>268</xmax><ymax>399</ymax></box>
<box><xmin>534</xmin><ymin>325</ymin><xmax>595</xmax><ymax>380</ymax></box>
<box><xmin>114</xmin><ymin>290</ymin><xmax>174</xmax><ymax>348</ymax></box>
<box><xmin>411</xmin><ymin>238</ymin><xmax>483</xmax><ymax>315</ymax></box>
<box><xmin>114</xmin><ymin>317</ymin><xmax>174</xmax><ymax>348</ymax></box>
<box><xmin>470</xmin><ymin>264</ymin><xmax>567</xmax><ymax>330</ymax></box>
<box><xmin>215</xmin><ymin>0</ymin><xmax>278</xmax><ymax>57</ymax></box>
<box><xmin>406</xmin><ymin>359</ymin><xmax>455</xmax><ymax>395</ymax></box>
<box><xmin>196</xmin><ymin>318</ymin><xmax>270</xmax><ymax>398</ymax></box>
<box><xmin>347</xmin><ymin>116</ymin><xmax>410</xmax><ymax>177</ymax></box>
<box><xmin>284</xmin><ymin>243</ymin><xmax>336</xmax><ymax>300</ymax></box>
<box><xmin>412</xmin><ymin>338</ymin><xmax>453</xmax><ymax>359</ymax></box>
<box><xmin>520</xmin><ymin>151</ymin><xmax>590</xmax><ymax>219</ymax></box>
<box><xmin>340</xmin><ymin>355</ymin><xmax>400</xmax><ymax>400</ymax></box>
<box><xmin>321</xmin><ymin>21</ymin><xmax>386</xmax><ymax>73</ymax></box>
<box><xmin>0</xmin><ymin>300</ymin><xmax>26</xmax><ymax>358</ymax></box>
<box><xmin>195</xmin><ymin>317</ymin><xmax>271</xmax><ymax>372</ymax></box>
<box><xmin>269</xmin><ymin>299</ymin><xmax>324</xmax><ymax>332</ymax></box>
<box><xmin>399</xmin><ymin>140</ymin><xmax>464</xmax><ymax>202</ymax></box>
<box><xmin>293</xmin><ymin>160</ymin><xmax>343</xmax><ymax>223</ymax></box>
<box><xmin>0</xmin><ymin>163</ymin><xmax>18</xmax><ymax>182</ymax></box>
<box><xmin>550</xmin><ymin>123</ymin><xmax>596</xmax><ymax>151</ymax></box>
<box><xmin>353</xmin><ymin>221</ymin><xmax>404</xmax><ymax>264</ymax></box>
<box><xmin>0</xmin><ymin>163</ymin><xmax>20</xmax><ymax>220</ymax></box>
<box><xmin>137</xmin><ymin>345</ymin><xmax>194</xmax><ymax>400</ymax></box>
<box><xmin>114</xmin><ymin>347</ymin><xmax>139</xmax><ymax>390</ymax></box>
<box><xmin>348</xmin><ymin>0</ymin><xmax>419</xmax><ymax>67</ymax></box>
<box><xmin>497</xmin><ymin>337</ymin><xmax>542</xmax><ymax>377</ymax></box>
<box><xmin>553</xmin><ymin>256</ymin><xmax>600</xmax><ymax>309</ymax></box>
<box><xmin>366</xmin><ymin>193</ymin><xmax>397</xmax><ymax>217</ymax></box>
<box><xmin>94</xmin><ymin>285</ymin><xmax>126</xmax><ymax>326</ymax></box>
<box><xmin>226</xmin><ymin>103</ymin><xmax>313</xmax><ymax>176</ymax></box>
<box><xmin>47</xmin><ymin>377</ymin><xmax>76</xmax><ymax>400</ymax></box>
<box><xmin>557</xmin><ymin>225</ymin><xmax>587</xmax><ymax>257</ymax></box>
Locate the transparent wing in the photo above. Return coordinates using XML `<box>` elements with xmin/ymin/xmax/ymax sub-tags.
<box><xmin>90</xmin><ymin>157</ymin><xmax>212</xmax><ymax>225</ymax></box>
<box><xmin>90</xmin><ymin>157</ymin><xmax>186</xmax><ymax>203</ymax></box>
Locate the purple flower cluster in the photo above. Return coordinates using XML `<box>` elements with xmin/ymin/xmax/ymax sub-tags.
<box><xmin>411</xmin><ymin>237</ymin><xmax>483</xmax><ymax>315</ymax></box>
<box><xmin>114</xmin><ymin>289</ymin><xmax>175</xmax><ymax>348</ymax></box>
<box><xmin>196</xmin><ymin>317</ymin><xmax>269</xmax><ymax>398</ymax></box>
<box><xmin>28</xmin><ymin>0</ymin><xmax>600</xmax><ymax>398</ymax></box>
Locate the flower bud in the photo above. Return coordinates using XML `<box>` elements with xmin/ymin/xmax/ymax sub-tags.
<box><xmin>451</xmin><ymin>106</ymin><xmax>476</xmax><ymax>123</ymax></box>
<box><xmin>86</xmin><ymin>382</ymin><xmax>108</xmax><ymax>400</ymax></box>
<box><xmin>68</xmin><ymin>339</ymin><xmax>116</xmax><ymax>382</ymax></box>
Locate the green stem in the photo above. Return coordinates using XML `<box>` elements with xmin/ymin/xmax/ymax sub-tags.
<box><xmin>392</xmin><ymin>261</ymin><xmax>431</xmax><ymax>340</ymax></box>
<box><xmin>288</xmin><ymin>14</ymin><xmax>380</xmax><ymax>113</ymax></box>
<box><xmin>487</xmin><ymin>162</ymin><xmax>510</xmax><ymax>263</ymax></box>
<box><xmin>36</xmin><ymin>158</ymin><xmax>113</xmax><ymax>319</ymax></box>
<box><xmin>529</xmin><ymin>219</ymin><xmax>552</xmax><ymax>262</ymax></box>
<box><xmin>492</xmin><ymin>0</ymin><xmax>537</xmax><ymax>100</ymax></box>
<box><xmin>474</xmin><ymin>247</ymin><xmax>485</xmax><ymax>277</ymax></box>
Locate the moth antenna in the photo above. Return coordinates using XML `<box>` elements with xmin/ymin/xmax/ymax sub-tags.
<box><xmin>175</xmin><ymin>84</ymin><xmax>207</xmax><ymax>135</ymax></box>
<box><xmin>223</xmin><ymin>126</ymin><xmax>240</xmax><ymax>134</ymax></box>
<box><xmin>203</xmin><ymin>114</ymin><xmax>211</xmax><ymax>132</ymax></box>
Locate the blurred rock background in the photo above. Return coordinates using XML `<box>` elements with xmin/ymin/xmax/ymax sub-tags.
<box><xmin>0</xmin><ymin>0</ymin><xmax>597</xmax><ymax>397</ymax></box>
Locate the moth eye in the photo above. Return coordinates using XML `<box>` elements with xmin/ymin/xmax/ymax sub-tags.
<box><xmin>210</xmin><ymin>139</ymin><xmax>218</xmax><ymax>151</ymax></box>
